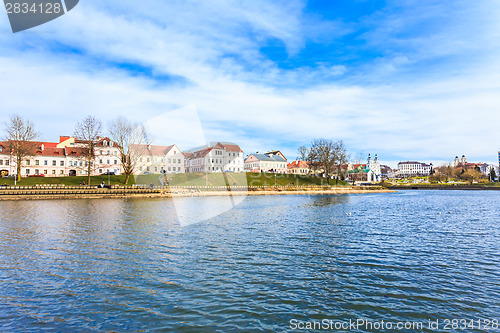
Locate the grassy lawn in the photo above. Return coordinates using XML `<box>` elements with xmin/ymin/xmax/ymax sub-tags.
<box><xmin>0</xmin><ymin>175</ymin><xmax>133</xmax><ymax>186</ymax></box>
<box><xmin>1</xmin><ymin>172</ymin><xmax>347</xmax><ymax>187</ymax></box>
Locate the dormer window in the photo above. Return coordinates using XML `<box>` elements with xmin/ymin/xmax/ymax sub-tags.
<box><xmin>103</xmin><ymin>140</ymin><xmax>107</xmax><ymax>146</ymax></box>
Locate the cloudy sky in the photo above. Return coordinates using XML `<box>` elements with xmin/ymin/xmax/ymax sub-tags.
<box><xmin>1</xmin><ymin>0</ymin><xmax>500</xmax><ymax>167</ymax></box>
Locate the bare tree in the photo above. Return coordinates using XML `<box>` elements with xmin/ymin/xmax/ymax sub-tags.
<box><xmin>4</xmin><ymin>114</ymin><xmax>38</xmax><ymax>181</ymax></box>
<box><xmin>297</xmin><ymin>146</ymin><xmax>309</xmax><ymax>161</ymax></box>
<box><xmin>108</xmin><ymin>117</ymin><xmax>150</xmax><ymax>184</ymax></box>
<box><xmin>74</xmin><ymin>116</ymin><xmax>102</xmax><ymax>185</ymax></box>
<box><xmin>308</xmin><ymin>139</ymin><xmax>346</xmax><ymax>185</ymax></box>
<box><xmin>460</xmin><ymin>169</ymin><xmax>482</xmax><ymax>185</ymax></box>
<box><xmin>334</xmin><ymin>140</ymin><xmax>348</xmax><ymax>185</ymax></box>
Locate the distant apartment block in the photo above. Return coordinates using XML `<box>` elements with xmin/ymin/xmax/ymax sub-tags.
<box><xmin>396</xmin><ymin>161</ymin><xmax>433</xmax><ymax>177</ymax></box>
<box><xmin>185</xmin><ymin>142</ymin><xmax>244</xmax><ymax>173</ymax></box>
<box><xmin>244</xmin><ymin>151</ymin><xmax>287</xmax><ymax>173</ymax></box>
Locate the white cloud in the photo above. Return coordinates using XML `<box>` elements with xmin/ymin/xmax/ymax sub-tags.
<box><xmin>1</xmin><ymin>0</ymin><xmax>500</xmax><ymax>169</ymax></box>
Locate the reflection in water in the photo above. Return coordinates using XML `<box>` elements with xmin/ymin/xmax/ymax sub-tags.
<box><xmin>0</xmin><ymin>191</ymin><xmax>499</xmax><ymax>332</ymax></box>
<box><xmin>307</xmin><ymin>194</ymin><xmax>350</xmax><ymax>207</ymax></box>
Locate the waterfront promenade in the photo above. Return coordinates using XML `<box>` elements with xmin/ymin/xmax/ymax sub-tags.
<box><xmin>0</xmin><ymin>185</ymin><xmax>392</xmax><ymax>200</ymax></box>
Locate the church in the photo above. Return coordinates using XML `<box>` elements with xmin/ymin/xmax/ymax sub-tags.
<box><xmin>347</xmin><ymin>153</ymin><xmax>382</xmax><ymax>183</ymax></box>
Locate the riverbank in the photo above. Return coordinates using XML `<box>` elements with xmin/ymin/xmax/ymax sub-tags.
<box><xmin>388</xmin><ymin>185</ymin><xmax>500</xmax><ymax>190</ymax></box>
<box><xmin>169</xmin><ymin>188</ymin><xmax>394</xmax><ymax>197</ymax></box>
<box><xmin>0</xmin><ymin>185</ymin><xmax>393</xmax><ymax>200</ymax></box>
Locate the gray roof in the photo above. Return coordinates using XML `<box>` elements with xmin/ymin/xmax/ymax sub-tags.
<box><xmin>250</xmin><ymin>153</ymin><xmax>286</xmax><ymax>162</ymax></box>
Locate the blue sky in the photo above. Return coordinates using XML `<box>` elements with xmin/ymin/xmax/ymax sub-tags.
<box><xmin>1</xmin><ymin>0</ymin><xmax>500</xmax><ymax>167</ymax></box>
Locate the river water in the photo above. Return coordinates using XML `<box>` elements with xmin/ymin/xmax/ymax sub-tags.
<box><xmin>0</xmin><ymin>191</ymin><xmax>499</xmax><ymax>332</ymax></box>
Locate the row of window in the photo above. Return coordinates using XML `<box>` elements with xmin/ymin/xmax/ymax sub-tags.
<box><xmin>138</xmin><ymin>166</ymin><xmax>183</xmax><ymax>172</ymax></box>
<box><xmin>27</xmin><ymin>160</ymin><xmax>64</xmax><ymax>166</ymax></box>
<box><xmin>27</xmin><ymin>169</ymin><xmax>64</xmax><ymax>175</ymax></box>
<box><xmin>100</xmin><ymin>150</ymin><xmax>117</xmax><ymax>156</ymax></box>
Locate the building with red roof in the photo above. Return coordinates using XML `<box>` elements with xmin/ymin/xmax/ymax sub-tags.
<box><xmin>185</xmin><ymin>142</ymin><xmax>244</xmax><ymax>173</ymax></box>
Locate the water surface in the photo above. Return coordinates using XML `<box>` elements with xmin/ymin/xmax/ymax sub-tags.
<box><xmin>0</xmin><ymin>191</ymin><xmax>499</xmax><ymax>332</ymax></box>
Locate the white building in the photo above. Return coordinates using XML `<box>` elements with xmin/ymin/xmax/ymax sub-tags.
<box><xmin>185</xmin><ymin>142</ymin><xmax>244</xmax><ymax>173</ymax></box>
<box><xmin>396</xmin><ymin>161</ymin><xmax>433</xmax><ymax>177</ymax></box>
<box><xmin>0</xmin><ymin>136</ymin><xmax>122</xmax><ymax>177</ymax></box>
<box><xmin>244</xmin><ymin>151</ymin><xmax>287</xmax><ymax>173</ymax></box>
<box><xmin>366</xmin><ymin>153</ymin><xmax>382</xmax><ymax>182</ymax></box>
<box><xmin>479</xmin><ymin>164</ymin><xmax>498</xmax><ymax>176</ymax></box>
<box><xmin>132</xmin><ymin>144</ymin><xmax>185</xmax><ymax>174</ymax></box>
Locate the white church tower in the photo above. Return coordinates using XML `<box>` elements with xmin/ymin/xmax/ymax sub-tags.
<box><xmin>367</xmin><ymin>153</ymin><xmax>382</xmax><ymax>182</ymax></box>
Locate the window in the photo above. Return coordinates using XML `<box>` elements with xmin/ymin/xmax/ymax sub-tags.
<box><xmin>101</xmin><ymin>150</ymin><xmax>104</xmax><ymax>155</ymax></box>
<box><xmin>154</xmin><ymin>167</ymin><xmax>158</xmax><ymax>172</ymax></box>
<box><xmin>44</xmin><ymin>170</ymin><xmax>47</xmax><ymax>174</ymax></box>
<box><xmin>60</xmin><ymin>161</ymin><xmax>64</xmax><ymax>166</ymax></box>
<box><xmin>0</xmin><ymin>160</ymin><xmax>2</xmax><ymax>166</ymax></box>
<box><xmin>60</xmin><ymin>170</ymin><xmax>64</xmax><ymax>175</ymax></box>
<box><xmin>35</xmin><ymin>169</ymin><xmax>39</xmax><ymax>175</ymax></box>
<box><xmin>99</xmin><ymin>169</ymin><xmax>103</xmax><ymax>173</ymax></box>
<box><xmin>100</xmin><ymin>159</ymin><xmax>103</xmax><ymax>164</ymax></box>
<box><xmin>5</xmin><ymin>160</ymin><xmax>8</xmax><ymax>165</ymax></box>
<box><xmin>26</xmin><ymin>169</ymin><xmax>30</xmax><ymax>174</ymax></box>
<box><xmin>178</xmin><ymin>167</ymin><xmax>181</xmax><ymax>171</ymax></box>
<box><xmin>139</xmin><ymin>166</ymin><xmax>143</xmax><ymax>171</ymax></box>
<box><xmin>26</xmin><ymin>160</ymin><xmax>30</xmax><ymax>166</ymax></box>
<box><xmin>107</xmin><ymin>160</ymin><xmax>110</xmax><ymax>164</ymax></box>
<box><xmin>114</xmin><ymin>160</ymin><xmax>117</xmax><ymax>164</ymax></box>
<box><xmin>69</xmin><ymin>161</ymin><xmax>72</xmax><ymax>166</ymax></box>
<box><xmin>168</xmin><ymin>167</ymin><xmax>171</xmax><ymax>171</ymax></box>
<box><xmin>52</xmin><ymin>161</ymin><xmax>56</xmax><ymax>166</ymax></box>
<box><xmin>52</xmin><ymin>170</ymin><xmax>56</xmax><ymax>175</ymax></box>
<box><xmin>35</xmin><ymin>160</ymin><xmax>39</xmax><ymax>165</ymax></box>
<box><xmin>107</xmin><ymin>151</ymin><xmax>110</xmax><ymax>155</ymax></box>
<box><xmin>168</xmin><ymin>159</ymin><xmax>171</xmax><ymax>163</ymax></box>
<box><xmin>178</xmin><ymin>159</ymin><xmax>181</xmax><ymax>164</ymax></box>
<box><xmin>147</xmin><ymin>158</ymin><xmax>150</xmax><ymax>162</ymax></box>
<box><xmin>146</xmin><ymin>167</ymin><xmax>150</xmax><ymax>171</ymax></box>
<box><xmin>114</xmin><ymin>151</ymin><xmax>117</xmax><ymax>156</ymax></box>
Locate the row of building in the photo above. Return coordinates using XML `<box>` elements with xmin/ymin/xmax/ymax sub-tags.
<box><xmin>1</xmin><ymin>136</ymin><xmax>498</xmax><ymax>181</ymax></box>
<box><xmin>0</xmin><ymin>137</ymin><xmax>279</xmax><ymax>178</ymax></box>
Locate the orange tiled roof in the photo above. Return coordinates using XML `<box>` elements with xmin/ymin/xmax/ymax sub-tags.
<box><xmin>287</xmin><ymin>160</ymin><xmax>309</xmax><ymax>169</ymax></box>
